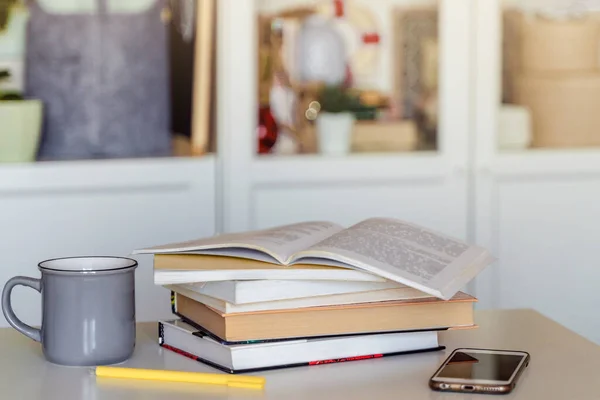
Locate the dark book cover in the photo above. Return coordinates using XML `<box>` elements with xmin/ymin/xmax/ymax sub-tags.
<box><xmin>158</xmin><ymin>321</ymin><xmax>445</xmax><ymax>374</ymax></box>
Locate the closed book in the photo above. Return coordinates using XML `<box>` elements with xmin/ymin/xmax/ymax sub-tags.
<box><xmin>170</xmin><ymin>280</ymin><xmax>406</xmax><ymax>304</ymax></box>
<box><xmin>158</xmin><ymin>319</ymin><xmax>444</xmax><ymax>374</ymax></box>
<box><xmin>153</xmin><ymin>254</ymin><xmax>384</xmax><ymax>285</ymax></box>
<box><xmin>166</xmin><ymin>284</ymin><xmax>432</xmax><ymax>313</ymax></box>
<box><xmin>173</xmin><ymin>291</ymin><xmax>476</xmax><ymax>342</ymax></box>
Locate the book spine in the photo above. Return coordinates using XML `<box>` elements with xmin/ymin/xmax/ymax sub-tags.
<box><xmin>160</xmin><ymin>338</ymin><xmax>445</xmax><ymax>375</ymax></box>
<box><xmin>173</xmin><ymin>307</ymin><xmax>450</xmax><ymax>345</ymax></box>
<box><xmin>170</xmin><ymin>291</ymin><xmax>177</xmax><ymax>314</ymax></box>
<box><xmin>158</xmin><ymin>322</ymin><xmax>165</xmax><ymax>345</ymax></box>
<box><xmin>175</xmin><ymin>311</ymin><xmax>293</xmax><ymax>345</ymax></box>
<box><xmin>161</xmin><ymin>343</ymin><xmax>201</xmax><ymax>364</ymax></box>
<box><xmin>159</xmin><ymin>342</ymin><xmax>235</xmax><ymax>374</ymax></box>
<box><xmin>306</xmin><ymin>346</ymin><xmax>445</xmax><ymax>368</ymax></box>
<box><xmin>309</xmin><ymin>353</ymin><xmax>383</xmax><ymax>365</ymax></box>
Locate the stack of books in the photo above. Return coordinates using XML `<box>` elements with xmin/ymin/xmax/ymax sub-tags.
<box><xmin>134</xmin><ymin>217</ymin><xmax>493</xmax><ymax>374</ymax></box>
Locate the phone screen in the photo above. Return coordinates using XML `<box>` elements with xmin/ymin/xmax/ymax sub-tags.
<box><xmin>436</xmin><ymin>351</ymin><xmax>527</xmax><ymax>381</ymax></box>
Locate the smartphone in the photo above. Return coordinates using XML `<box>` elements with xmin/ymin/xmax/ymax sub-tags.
<box><xmin>429</xmin><ymin>348</ymin><xmax>530</xmax><ymax>394</ymax></box>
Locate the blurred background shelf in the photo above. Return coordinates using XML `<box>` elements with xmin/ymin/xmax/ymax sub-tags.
<box><xmin>492</xmin><ymin>148</ymin><xmax>600</xmax><ymax>176</ymax></box>
<box><xmin>0</xmin><ymin>156</ymin><xmax>216</xmax><ymax>192</ymax></box>
<box><xmin>252</xmin><ymin>152</ymin><xmax>447</xmax><ymax>184</ymax></box>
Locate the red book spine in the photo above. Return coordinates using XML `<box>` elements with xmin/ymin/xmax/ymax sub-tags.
<box><xmin>309</xmin><ymin>353</ymin><xmax>384</xmax><ymax>365</ymax></box>
<box><xmin>161</xmin><ymin>343</ymin><xmax>202</xmax><ymax>363</ymax></box>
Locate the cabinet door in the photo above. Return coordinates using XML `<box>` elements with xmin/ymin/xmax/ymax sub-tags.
<box><xmin>218</xmin><ymin>0</ymin><xmax>473</xmax><ymax>240</ymax></box>
<box><xmin>473</xmin><ymin>0</ymin><xmax>600</xmax><ymax>344</ymax></box>
<box><xmin>0</xmin><ymin>159</ymin><xmax>216</xmax><ymax>328</ymax></box>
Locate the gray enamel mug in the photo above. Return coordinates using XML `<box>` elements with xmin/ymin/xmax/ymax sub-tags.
<box><xmin>1</xmin><ymin>257</ymin><xmax>138</xmax><ymax>366</ymax></box>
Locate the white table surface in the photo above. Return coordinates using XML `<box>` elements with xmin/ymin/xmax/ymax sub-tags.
<box><xmin>1</xmin><ymin>309</ymin><xmax>598</xmax><ymax>399</ymax></box>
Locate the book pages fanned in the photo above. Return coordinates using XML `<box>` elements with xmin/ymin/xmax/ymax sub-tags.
<box><xmin>134</xmin><ymin>217</ymin><xmax>493</xmax><ymax>300</ymax></box>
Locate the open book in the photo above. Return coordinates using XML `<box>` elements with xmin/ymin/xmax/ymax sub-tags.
<box><xmin>134</xmin><ymin>218</ymin><xmax>494</xmax><ymax>300</ymax></box>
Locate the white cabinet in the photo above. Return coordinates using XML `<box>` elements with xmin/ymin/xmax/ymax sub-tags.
<box><xmin>217</xmin><ymin>0</ymin><xmax>600</xmax><ymax>344</ymax></box>
<box><xmin>472</xmin><ymin>0</ymin><xmax>600</xmax><ymax>344</ymax></box>
<box><xmin>475</xmin><ymin>166</ymin><xmax>600</xmax><ymax>342</ymax></box>
<box><xmin>0</xmin><ymin>158</ymin><xmax>216</xmax><ymax>328</ymax></box>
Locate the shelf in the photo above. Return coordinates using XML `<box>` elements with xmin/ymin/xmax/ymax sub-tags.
<box><xmin>0</xmin><ymin>155</ymin><xmax>216</xmax><ymax>193</ymax></box>
<box><xmin>491</xmin><ymin>148</ymin><xmax>600</xmax><ymax>177</ymax></box>
<box><xmin>252</xmin><ymin>152</ymin><xmax>452</xmax><ymax>185</ymax></box>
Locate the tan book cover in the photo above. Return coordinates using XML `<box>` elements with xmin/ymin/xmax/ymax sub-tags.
<box><xmin>155</xmin><ymin>254</ymin><xmax>343</xmax><ymax>271</ymax></box>
<box><xmin>153</xmin><ymin>254</ymin><xmax>385</xmax><ymax>284</ymax></box>
<box><xmin>174</xmin><ymin>292</ymin><xmax>477</xmax><ymax>342</ymax></box>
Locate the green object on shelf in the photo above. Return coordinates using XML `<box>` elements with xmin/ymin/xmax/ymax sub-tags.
<box><xmin>0</xmin><ymin>91</ymin><xmax>22</xmax><ymax>100</ymax></box>
<box><xmin>0</xmin><ymin>69</ymin><xmax>42</xmax><ymax>162</ymax></box>
<box><xmin>0</xmin><ymin>100</ymin><xmax>43</xmax><ymax>162</ymax></box>
<box><xmin>0</xmin><ymin>0</ymin><xmax>19</xmax><ymax>32</ymax></box>
<box><xmin>351</xmin><ymin>107</ymin><xmax>378</xmax><ymax>121</ymax></box>
<box><xmin>0</xmin><ymin>69</ymin><xmax>23</xmax><ymax>100</ymax></box>
<box><xmin>317</xmin><ymin>85</ymin><xmax>357</xmax><ymax>114</ymax></box>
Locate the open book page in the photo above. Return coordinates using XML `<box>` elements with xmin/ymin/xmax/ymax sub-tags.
<box><xmin>292</xmin><ymin>218</ymin><xmax>491</xmax><ymax>299</ymax></box>
<box><xmin>133</xmin><ymin>221</ymin><xmax>344</xmax><ymax>264</ymax></box>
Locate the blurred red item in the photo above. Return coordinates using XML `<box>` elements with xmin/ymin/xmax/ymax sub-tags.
<box><xmin>334</xmin><ymin>0</ymin><xmax>344</xmax><ymax>17</ymax></box>
<box><xmin>258</xmin><ymin>106</ymin><xmax>278</xmax><ymax>154</ymax></box>
<box><xmin>362</xmin><ymin>33</ymin><xmax>380</xmax><ymax>44</ymax></box>
<box><xmin>344</xmin><ymin>64</ymin><xmax>353</xmax><ymax>87</ymax></box>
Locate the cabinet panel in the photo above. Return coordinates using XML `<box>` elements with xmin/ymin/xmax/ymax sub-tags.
<box><xmin>0</xmin><ymin>160</ymin><xmax>216</xmax><ymax>328</ymax></box>
<box><xmin>252</xmin><ymin>179</ymin><xmax>467</xmax><ymax>239</ymax></box>
<box><xmin>475</xmin><ymin>176</ymin><xmax>600</xmax><ymax>344</ymax></box>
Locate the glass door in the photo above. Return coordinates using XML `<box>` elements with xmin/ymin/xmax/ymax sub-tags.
<box><xmin>255</xmin><ymin>0</ymin><xmax>448</xmax><ymax>157</ymax></box>
<box><xmin>499</xmin><ymin>0</ymin><xmax>600</xmax><ymax>151</ymax></box>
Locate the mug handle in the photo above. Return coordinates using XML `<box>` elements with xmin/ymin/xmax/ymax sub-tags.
<box><xmin>2</xmin><ymin>277</ymin><xmax>42</xmax><ymax>342</ymax></box>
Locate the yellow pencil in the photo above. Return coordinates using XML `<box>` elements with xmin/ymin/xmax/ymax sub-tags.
<box><xmin>94</xmin><ymin>366</ymin><xmax>266</xmax><ymax>390</ymax></box>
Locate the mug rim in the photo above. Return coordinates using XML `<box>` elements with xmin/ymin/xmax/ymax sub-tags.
<box><xmin>38</xmin><ymin>256</ymin><xmax>138</xmax><ymax>274</ymax></box>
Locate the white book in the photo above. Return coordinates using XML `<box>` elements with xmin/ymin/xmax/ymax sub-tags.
<box><xmin>158</xmin><ymin>319</ymin><xmax>441</xmax><ymax>373</ymax></box>
<box><xmin>165</xmin><ymin>284</ymin><xmax>432</xmax><ymax>313</ymax></box>
<box><xmin>135</xmin><ymin>217</ymin><xmax>494</xmax><ymax>300</ymax></box>
<box><xmin>169</xmin><ymin>280</ymin><xmax>407</xmax><ymax>304</ymax></box>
